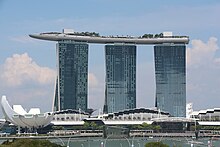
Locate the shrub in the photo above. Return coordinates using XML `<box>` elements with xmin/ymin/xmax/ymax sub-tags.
<box><xmin>145</xmin><ymin>141</ymin><xmax>169</xmax><ymax>147</ymax></box>
<box><xmin>0</xmin><ymin>138</ymin><xmax>64</xmax><ymax>147</ymax></box>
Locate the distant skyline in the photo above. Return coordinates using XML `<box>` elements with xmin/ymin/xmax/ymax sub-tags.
<box><xmin>0</xmin><ymin>0</ymin><xmax>220</xmax><ymax>115</ymax></box>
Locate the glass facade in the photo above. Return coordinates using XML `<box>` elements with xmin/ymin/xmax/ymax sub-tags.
<box><xmin>53</xmin><ymin>41</ymin><xmax>88</xmax><ymax>112</ymax></box>
<box><xmin>154</xmin><ymin>44</ymin><xmax>186</xmax><ymax>117</ymax></box>
<box><xmin>104</xmin><ymin>44</ymin><xmax>136</xmax><ymax>113</ymax></box>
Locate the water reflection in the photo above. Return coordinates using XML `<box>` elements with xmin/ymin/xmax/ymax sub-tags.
<box><xmin>48</xmin><ymin>137</ymin><xmax>219</xmax><ymax>147</ymax></box>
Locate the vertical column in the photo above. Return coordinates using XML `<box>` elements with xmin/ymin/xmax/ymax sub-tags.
<box><xmin>53</xmin><ymin>77</ymin><xmax>59</xmax><ymax>111</ymax></box>
<box><xmin>154</xmin><ymin>44</ymin><xmax>186</xmax><ymax>117</ymax></box>
<box><xmin>104</xmin><ymin>44</ymin><xmax>136</xmax><ymax>113</ymax></box>
<box><xmin>54</xmin><ymin>41</ymin><xmax>88</xmax><ymax>111</ymax></box>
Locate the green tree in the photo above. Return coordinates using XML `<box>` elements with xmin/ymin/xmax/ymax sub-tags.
<box><xmin>190</xmin><ymin>125</ymin><xmax>202</xmax><ymax>131</ymax></box>
<box><xmin>159</xmin><ymin>33</ymin><xmax>163</xmax><ymax>38</ymax></box>
<box><xmin>0</xmin><ymin>139</ymin><xmax>63</xmax><ymax>147</ymax></box>
<box><xmin>145</xmin><ymin>141</ymin><xmax>169</xmax><ymax>147</ymax></box>
<box><xmin>90</xmin><ymin>122</ymin><xmax>97</xmax><ymax>130</ymax></box>
<box><xmin>154</xmin><ymin>34</ymin><xmax>159</xmax><ymax>38</ymax></box>
<box><xmin>141</xmin><ymin>123</ymin><xmax>152</xmax><ymax>129</ymax></box>
<box><xmin>153</xmin><ymin>125</ymin><xmax>161</xmax><ymax>132</ymax></box>
<box><xmin>83</xmin><ymin>122</ymin><xmax>90</xmax><ymax>130</ymax></box>
<box><xmin>52</xmin><ymin>126</ymin><xmax>64</xmax><ymax>130</ymax></box>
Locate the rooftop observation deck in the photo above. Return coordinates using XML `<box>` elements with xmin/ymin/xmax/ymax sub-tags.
<box><xmin>29</xmin><ymin>31</ymin><xmax>189</xmax><ymax>45</ymax></box>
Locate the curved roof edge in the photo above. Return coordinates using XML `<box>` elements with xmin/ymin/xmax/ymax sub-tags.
<box><xmin>1</xmin><ymin>96</ymin><xmax>53</xmax><ymax>128</ymax></box>
<box><xmin>29</xmin><ymin>33</ymin><xmax>189</xmax><ymax>44</ymax></box>
<box><xmin>1</xmin><ymin>95</ymin><xmax>18</xmax><ymax>125</ymax></box>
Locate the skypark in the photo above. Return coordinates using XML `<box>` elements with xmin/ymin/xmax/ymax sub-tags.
<box><xmin>29</xmin><ymin>30</ymin><xmax>189</xmax><ymax>44</ymax></box>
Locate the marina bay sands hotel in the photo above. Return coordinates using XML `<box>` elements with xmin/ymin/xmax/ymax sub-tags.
<box><xmin>30</xmin><ymin>29</ymin><xmax>189</xmax><ymax>117</ymax></box>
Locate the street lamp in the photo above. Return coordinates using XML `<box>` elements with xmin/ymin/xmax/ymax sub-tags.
<box><xmin>104</xmin><ymin>134</ymin><xmax>114</xmax><ymax>147</ymax></box>
<box><xmin>123</xmin><ymin>136</ymin><xmax>131</xmax><ymax>147</ymax></box>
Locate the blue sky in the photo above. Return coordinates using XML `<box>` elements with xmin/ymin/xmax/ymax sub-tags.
<box><xmin>0</xmin><ymin>0</ymin><xmax>220</xmax><ymax>115</ymax></box>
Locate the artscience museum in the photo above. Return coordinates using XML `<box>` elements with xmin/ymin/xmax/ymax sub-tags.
<box><xmin>1</xmin><ymin>96</ymin><xmax>53</xmax><ymax>129</ymax></box>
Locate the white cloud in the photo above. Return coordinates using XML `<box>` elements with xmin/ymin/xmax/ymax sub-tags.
<box><xmin>87</xmin><ymin>66</ymin><xmax>105</xmax><ymax>111</ymax></box>
<box><xmin>0</xmin><ymin>53</ymin><xmax>56</xmax><ymax>115</ymax></box>
<box><xmin>215</xmin><ymin>58</ymin><xmax>220</xmax><ymax>65</ymax></box>
<box><xmin>88</xmin><ymin>73</ymin><xmax>98</xmax><ymax>88</ymax></box>
<box><xmin>187</xmin><ymin>37</ymin><xmax>220</xmax><ymax>110</ymax></box>
<box><xmin>1</xmin><ymin>53</ymin><xmax>56</xmax><ymax>87</ymax></box>
<box><xmin>187</xmin><ymin>37</ymin><xmax>219</xmax><ymax>67</ymax></box>
<box><xmin>0</xmin><ymin>53</ymin><xmax>104</xmax><ymax>112</ymax></box>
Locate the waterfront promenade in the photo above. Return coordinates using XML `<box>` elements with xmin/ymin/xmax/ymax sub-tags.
<box><xmin>0</xmin><ymin>132</ymin><xmax>102</xmax><ymax>140</ymax></box>
<box><xmin>0</xmin><ymin>131</ymin><xmax>218</xmax><ymax>140</ymax></box>
<box><xmin>0</xmin><ymin>132</ymin><xmax>219</xmax><ymax>147</ymax></box>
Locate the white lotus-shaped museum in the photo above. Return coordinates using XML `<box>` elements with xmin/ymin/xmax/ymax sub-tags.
<box><xmin>1</xmin><ymin>95</ymin><xmax>53</xmax><ymax>128</ymax></box>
